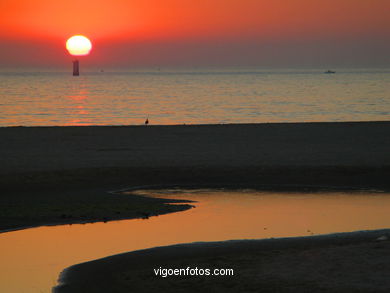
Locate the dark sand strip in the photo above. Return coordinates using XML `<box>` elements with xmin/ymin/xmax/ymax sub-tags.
<box><xmin>55</xmin><ymin>229</ymin><xmax>390</xmax><ymax>293</ymax></box>
<box><xmin>1</xmin><ymin>122</ymin><xmax>390</xmax><ymax>192</ymax></box>
<box><xmin>0</xmin><ymin>188</ymin><xmax>193</xmax><ymax>232</ymax></box>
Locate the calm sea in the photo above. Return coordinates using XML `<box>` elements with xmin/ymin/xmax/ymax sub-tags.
<box><xmin>0</xmin><ymin>68</ymin><xmax>389</xmax><ymax>126</ymax></box>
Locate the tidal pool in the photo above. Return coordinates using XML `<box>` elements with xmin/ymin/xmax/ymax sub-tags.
<box><xmin>1</xmin><ymin>189</ymin><xmax>390</xmax><ymax>293</ymax></box>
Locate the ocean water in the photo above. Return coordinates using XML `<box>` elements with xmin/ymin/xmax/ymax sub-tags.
<box><xmin>0</xmin><ymin>68</ymin><xmax>389</xmax><ymax>126</ymax></box>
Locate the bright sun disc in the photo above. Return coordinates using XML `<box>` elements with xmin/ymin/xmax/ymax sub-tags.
<box><xmin>66</xmin><ymin>35</ymin><xmax>92</xmax><ymax>56</ymax></box>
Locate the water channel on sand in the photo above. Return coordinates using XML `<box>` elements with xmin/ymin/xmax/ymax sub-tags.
<box><xmin>1</xmin><ymin>189</ymin><xmax>390</xmax><ymax>293</ymax></box>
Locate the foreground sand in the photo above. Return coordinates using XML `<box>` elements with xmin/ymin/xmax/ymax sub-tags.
<box><xmin>1</xmin><ymin>122</ymin><xmax>390</xmax><ymax>192</ymax></box>
<box><xmin>55</xmin><ymin>229</ymin><xmax>390</xmax><ymax>293</ymax></box>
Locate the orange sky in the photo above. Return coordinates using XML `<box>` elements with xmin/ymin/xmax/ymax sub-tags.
<box><xmin>0</xmin><ymin>0</ymin><xmax>389</xmax><ymax>67</ymax></box>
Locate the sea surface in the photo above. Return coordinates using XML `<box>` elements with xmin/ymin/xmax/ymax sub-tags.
<box><xmin>0</xmin><ymin>68</ymin><xmax>389</xmax><ymax>126</ymax></box>
<box><xmin>1</xmin><ymin>189</ymin><xmax>390</xmax><ymax>292</ymax></box>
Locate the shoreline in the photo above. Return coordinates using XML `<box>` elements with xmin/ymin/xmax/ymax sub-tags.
<box><xmin>0</xmin><ymin>207</ymin><xmax>193</xmax><ymax>235</ymax></box>
<box><xmin>0</xmin><ymin>187</ymin><xmax>194</xmax><ymax>232</ymax></box>
<box><xmin>54</xmin><ymin>228</ymin><xmax>390</xmax><ymax>293</ymax></box>
<box><xmin>0</xmin><ymin>121</ymin><xmax>389</xmax><ymax>292</ymax></box>
<box><xmin>1</xmin><ymin>182</ymin><xmax>386</xmax><ymax>234</ymax></box>
<box><xmin>1</xmin><ymin>121</ymin><xmax>390</xmax><ymax>231</ymax></box>
<box><xmin>2</xmin><ymin>183</ymin><xmax>385</xmax><ymax>234</ymax></box>
<box><xmin>1</xmin><ymin>119</ymin><xmax>389</xmax><ymax>128</ymax></box>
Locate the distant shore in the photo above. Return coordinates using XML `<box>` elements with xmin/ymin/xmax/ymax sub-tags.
<box><xmin>54</xmin><ymin>229</ymin><xmax>390</xmax><ymax>293</ymax></box>
<box><xmin>1</xmin><ymin>121</ymin><xmax>390</xmax><ymax>231</ymax></box>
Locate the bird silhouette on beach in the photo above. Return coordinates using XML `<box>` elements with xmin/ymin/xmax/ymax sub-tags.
<box><xmin>145</xmin><ymin>118</ymin><xmax>149</xmax><ymax>125</ymax></box>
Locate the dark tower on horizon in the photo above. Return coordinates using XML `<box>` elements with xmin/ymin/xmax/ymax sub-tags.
<box><xmin>73</xmin><ymin>60</ymin><xmax>79</xmax><ymax>76</ymax></box>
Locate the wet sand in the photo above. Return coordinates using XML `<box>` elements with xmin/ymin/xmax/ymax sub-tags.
<box><xmin>55</xmin><ymin>229</ymin><xmax>390</xmax><ymax>293</ymax></box>
<box><xmin>1</xmin><ymin>121</ymin><xmax>390</xmax><ymax>231</ymax></box>
<box><xmin>0</xmin><ymin>187</ymin><xmax>193</xmax><ymax>232</ymax></box>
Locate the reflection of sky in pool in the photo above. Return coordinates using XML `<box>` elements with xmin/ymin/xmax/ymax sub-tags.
<box><xmin>1</xmin><ymin>189</ymin><xmax>390</xmax><ymax>293</ymax></box>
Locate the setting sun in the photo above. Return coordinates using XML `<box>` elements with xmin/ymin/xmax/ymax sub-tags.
<box><xmin>66</xmin><ymin>35</ymin><xmax>92</xmax><ymax>56</ymax></box>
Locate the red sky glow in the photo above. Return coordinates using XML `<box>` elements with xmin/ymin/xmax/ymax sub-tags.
<box><xmin>0</xmin><ymin>0</ymin><xmax>389</xmax><ymax>67</ymax></box>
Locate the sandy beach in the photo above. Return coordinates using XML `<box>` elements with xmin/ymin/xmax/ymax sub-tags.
<box><xmin>1</xmin><ymin>121</ymin><xmax>390</xmax><ymax>231</ymax></box>
<box><xmin>55</xmin><ymin>229</ymin><xmax>390</xmax><ymax>293</ymax></box>
<box><xmin>1</xmin><ymin>121</ymin><xmax>389</xmax><ymax>292</ymax></box>
<box><xmin>1</xmin><ymin>121</ymin><xmax>390</xmax><ymax>191</ymax></box>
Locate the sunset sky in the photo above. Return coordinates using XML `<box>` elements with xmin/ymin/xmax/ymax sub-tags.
<box><xmin>0</xmin><ymin>0</ymin><xmax>389</xmax><ymax>68</ymax></box>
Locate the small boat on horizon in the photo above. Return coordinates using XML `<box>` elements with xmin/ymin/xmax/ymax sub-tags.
<box><xmin>324</xmin><ymin>70</ymin><xmax>336</xmax><ymax>74</ymax></box>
